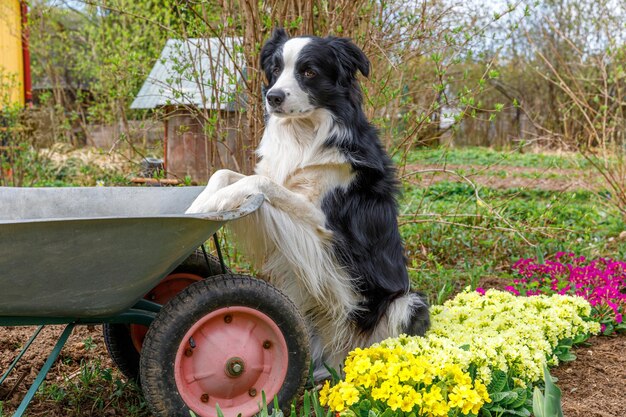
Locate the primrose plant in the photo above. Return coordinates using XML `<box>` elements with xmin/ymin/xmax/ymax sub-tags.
<box><xmin>508</xmin><ymin>253</ymin><xmax>626</xmax><ymax>335</ymax></box>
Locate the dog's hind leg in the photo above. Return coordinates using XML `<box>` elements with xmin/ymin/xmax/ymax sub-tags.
<box><xmin>404</xmin><ymin>291</ymin><xmax>430</xmax><ymax>336</ymax></box>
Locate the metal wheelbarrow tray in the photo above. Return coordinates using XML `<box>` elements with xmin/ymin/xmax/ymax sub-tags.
<box><xmin>0</xmin><ymin>187</ymin><xmax>310</xmax><ymax>417</ymax></box>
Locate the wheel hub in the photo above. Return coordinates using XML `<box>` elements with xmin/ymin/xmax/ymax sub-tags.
<box><xmin>225</xmin><ymin>357</ymin><xmax>245</xmax><ymax>377</ymax></box>
<box><xmin>173</xmin><ymin>306</ymin><xmax>289</xmax><ymax>417</ymax></box>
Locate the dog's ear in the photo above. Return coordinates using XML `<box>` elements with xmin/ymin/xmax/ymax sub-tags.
<box><xmin>328</xmin><ymin>37</ymin><xmax>370</xmax><ymax>81</ymax></box>
<box><xmin>260</xmin><ymin>28</ymin><xmax>289</xmax><ymax>81</ymax></box>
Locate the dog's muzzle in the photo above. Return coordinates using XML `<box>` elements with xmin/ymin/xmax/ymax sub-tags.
<box><xmin>266</xmin><ymin>89</ymin><xmax>286</xmax><ymax>108</ymax></box>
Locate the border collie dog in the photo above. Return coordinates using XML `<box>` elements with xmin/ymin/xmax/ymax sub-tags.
<box><xmin>187</xmin><ymin>28</ymin><xmax>429</xmax><ymax>376</ymax></box>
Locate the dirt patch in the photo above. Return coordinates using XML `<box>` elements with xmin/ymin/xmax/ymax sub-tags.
<box><xmin>475</xmin><ymin>275</ymin><xmax>514</xmax><ymax>292</ymax></box>
<box><xmin>0</xmin><ymin>325</ymin><xmax>146</xmax><ymax>417</ymax></box>
<box><xmin>401</xmin><ymin>163</ymin><xmax>602</xmax><ymax>192</ymax></box>
<box><xmin>552</xmin><ymin>335</ymin><xmax>626</xmax><ymax>417</ymax></box>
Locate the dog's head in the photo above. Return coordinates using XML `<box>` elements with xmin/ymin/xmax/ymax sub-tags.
<box><xmin>260</xmin><ymin>28</ymin><xmax>370</xmax><ymax>118</ymax></box>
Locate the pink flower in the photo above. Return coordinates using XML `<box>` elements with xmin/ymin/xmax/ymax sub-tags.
<box><xmin>505</xmin><ymin>286</ymin><xmax>520</xmax><ymax>296</ymax></box>
<box><xmin>476</xmin><ymin>287</ymin><xmax>486</xmax><ymax>295</ymax></box>
<box><xmin>509</xmin><ymin>254</ymin><xmax>626</xmax><ymax>335</ymax></box>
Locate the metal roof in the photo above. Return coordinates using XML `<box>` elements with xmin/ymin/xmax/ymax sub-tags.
<box><xmin>131</xmin><ymin>37</ymin><xmax>245</xmax><ymax>110</ymax></box>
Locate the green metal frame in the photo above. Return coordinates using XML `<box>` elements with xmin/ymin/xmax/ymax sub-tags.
<box><xmin>0</xmin><ymin>299</ymin><xmax>161</xmax><ymax>417</ymax></box>
<box><xmin>12</xmin><ymin>324</ymin><xmax>74</xmax><ymax>417</ymax></box>
<box><xmin>0</xmin><ymin>299</ymin><xmax>160</xmax><ymax>327</ymax></box>
<box><xmin>0</xmin><ymin>325</ymin><xmax>44</xmax><ymax>387</ymax></box>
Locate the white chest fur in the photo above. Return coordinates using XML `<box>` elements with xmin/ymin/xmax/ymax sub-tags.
<box><xmin>255</xmin><ymin>109</ymin><xmax>354</xmax><ymax>206</ymax></box>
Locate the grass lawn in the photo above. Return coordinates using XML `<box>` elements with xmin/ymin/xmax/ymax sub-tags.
<box><xmin>398</xmin><ymin>147</ymin><xmax>624</xmax><ymax>304</ymax></box>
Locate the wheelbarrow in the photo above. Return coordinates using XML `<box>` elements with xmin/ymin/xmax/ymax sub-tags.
<box><xmin>0</xmin><ymin>186</ymin><xmax>310</xmax><ymax>417</ymax></box>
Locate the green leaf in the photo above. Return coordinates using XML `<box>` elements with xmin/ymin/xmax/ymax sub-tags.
<box><xmin>510</xmin><ymin>408</ymin><xmax>531</xmax><ymax>416</ymax></box>
<box><xmin>303</xmin><ymin>391</ymin><xmax>311</xmax><ymax>417</ymax></box>
<box><xmin>509</xmin><ymin>388</ymin><xmax>529</xmax><ymax>409</ymax></box>
<box><xmin>311</xmin><ymin>390</ymin><xmax>331</xmax><ymax>417</ymax></box>
<box><xmin>535</xmin><ymin>247</ymin><xmax>545</xmax><ymax>264</ymax></box>
<box><xmin>487</xmin><ymin>370</ymin><xmax>508</xmax><ymax>393</ymax></box>
<box><xmin>533</xmin><ymin>387</ymin><xmax>546</xmax><ymax>417</ymax></box>
<box><xmin>572</xmin><ymin>333</ymin><xmax>589</xmax><ymax>344</ymax></box>
<box><xmin>489</xmin><ymin>391</ymin><xmax>517</xmax><ymax>403</ymax></box>
<box><xmin>324</xmin><ymin>364</ymin><xmax>341</xmax><ymax>384</ymax></box>
<box><xmin>533</xmin><ymin>365</ymin><xmax>564</xmax><ymax>417</ymax></box>
<box><xmin>486</xmin><ymin>405</ymin><xmax>508</xmax><ymax>413</ymax></box>
<box><xmin>557</xmin><ymin>351</ymin><xmax>577</xmax><ymax>362</ymax></box>
<box><xmin>380</xmin><ymin>407</ymin><xmax>394</xmax><ymax>417</ymax></box>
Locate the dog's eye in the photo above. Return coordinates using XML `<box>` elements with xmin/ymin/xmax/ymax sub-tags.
<box><xmin>303</xmin><ymin>69</ymin><xmax>316</xmax><ymax>78</ymax></box>
<box><xmin>272</xmin><ymin>66</ymin><xmax>281</xmax><ymax>76</ymax></box>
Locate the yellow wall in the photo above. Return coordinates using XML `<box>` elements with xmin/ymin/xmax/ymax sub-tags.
<box><xmin>0</xmin><ymin>0</ymin><xmax>24</xmax><ymax>106</ymax></box>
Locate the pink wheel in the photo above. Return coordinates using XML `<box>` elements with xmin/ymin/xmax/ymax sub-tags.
<box><xmin>174</xmin><ymin>306</ymin><xmax>289</xmax><ymax>417</ymax></box>
<box><xmin>141</xmin><ymin>275</ymin><xmax>310</xmax><ymax>417</ymax></box>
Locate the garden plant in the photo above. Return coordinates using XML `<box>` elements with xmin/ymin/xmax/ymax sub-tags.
<box><xmin>508</xmin><ymin>253</ymin><xmax>626</xmax><ymax>336</ymax></box>
<box><xmin>319</xmin><ymin>289</ymin><xmax>600</xmax><ymax>417</ymax></box>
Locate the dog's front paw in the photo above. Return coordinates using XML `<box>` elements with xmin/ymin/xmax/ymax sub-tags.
<box><xmin>187</xmin><ymin>175</ymin><xmax>269</xmax><ymax>214</ymax></box>
<box><xmin>188</xmin><ymin>188</ymin><xmax>259</xmax><ymax>214</ymax></box>
<box><xmin>186</xmin><ymin>191</ymin><xmax>236</xmax><ymax>213</ymax></box>
<box><xmin>186</xmin><ymin>186</ymin><xmax>214</xmax><ymax>213</ymax></box>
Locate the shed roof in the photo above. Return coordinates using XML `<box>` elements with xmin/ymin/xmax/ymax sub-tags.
<box><xmin>131</xmin><ymin>37</ymin><xmax>244</xmax><ymax>110</ymax></box>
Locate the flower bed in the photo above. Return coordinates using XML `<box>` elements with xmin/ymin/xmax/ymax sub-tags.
<box><xmin>508</xmin><ymin>253</ymin><xmax>626</xmax><ymax>335</ymax></box>
<box><xmin>320</xmin><ymin>289</ymin><xmax>600</xmax><ymax>417</ymax></box>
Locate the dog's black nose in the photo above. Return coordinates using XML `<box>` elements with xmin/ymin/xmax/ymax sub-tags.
<box><xmin>267</xmin><ymin>90</ymin><xmax>286</xmax><ymax>107</ymax></box>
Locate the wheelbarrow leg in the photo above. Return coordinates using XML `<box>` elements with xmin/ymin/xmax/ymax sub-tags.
<box><xmin>12</xmin><ymin>323</ymin><xmax>75</xmax><ymax>417</ymax></box>
<box><xmin>0</xmin><ymin>325</ymin><xmax>44</xmax><ymax>386</ymax></box>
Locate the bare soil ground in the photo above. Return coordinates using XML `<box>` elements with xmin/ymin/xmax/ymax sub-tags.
<box><xmin>1</xmin><ymin>325</ymin><xmax>147</xmax><ymax>416</ymax></box>
<box><xmin>552</xmin><ymin>335</ymin><xmax>626</xmax><ymax>417</ymax></box>
<box><xmin>402</xmin><ymin>163</ymin><xmax>603</xmax><ymax>191</ymax></box>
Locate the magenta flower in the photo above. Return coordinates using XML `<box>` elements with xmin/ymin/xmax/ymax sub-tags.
<box><xmin>507</xmin><ymin>253</ymin><xmax>626</xmax><ymax>335</ymax></box>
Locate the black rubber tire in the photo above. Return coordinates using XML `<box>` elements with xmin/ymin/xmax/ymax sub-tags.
<box><xmin>103</xmin><ymin>250</ymin><xmax>226</xmax><ymax>381</ymax></box>
<box><xmin>140</xmin><ymin>274</ymin><xmax>311</xmax><ymax>417</ymax></box>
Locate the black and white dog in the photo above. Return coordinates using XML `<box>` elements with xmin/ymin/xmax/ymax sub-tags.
<box><xmin>187</xmin><ymin>29</ymin><xmax>429</xmax><ymax>376</ymax></box>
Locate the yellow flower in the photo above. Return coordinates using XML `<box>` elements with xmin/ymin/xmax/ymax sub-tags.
<box><xmin>352</xmin><ymin>355</ymin><xmax>372</xmax><ymax>374</ymax></box>
<box><xmin>474</xmin><ymin>380</ymin><xmax>491</xmax><ymax>403</ymax></box>
<box><xmin>371</xmin><ymin>380</ymin><xmax>395</xmax><ymax>401</ymax></box>
<box><xmin>430</xmin><ymin>401</ymin><xmax>451</xmax><ymax>417</ymax></box>
<box><xmin>319</xmin><ymin>380</ymin><xmax>330</xmax><ymax>406</ymax></box>
<box><xmin>422</xmin><ymin>385</ymin><xmax>444</xmax><ymax>408</ymax></box>
<box><xmin>400</xmin><ymin>387</ymin><xmax>422</xmax><ymax>412</ymax></box>
<box><xmin>328</xmin><ymin>390</ymin><xmax>345</xmax><ymax>412</ymax></box>
<box><xmin>337</xmin><ymin>382</ymin><xmax>360</xmax><ymax>406</ymax></box>
<box><xmin>387</xmin><ymin>393</ymin><xmax>403</xmax><ymax>411</ymax></box>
